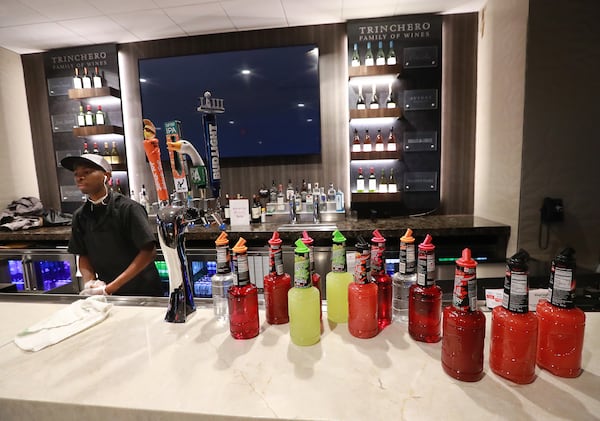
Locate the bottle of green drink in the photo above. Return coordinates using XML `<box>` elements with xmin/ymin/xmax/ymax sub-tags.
<box><xmin>326</xmin><ymin>230</ymin><xmax>354</xmax><ymax>323</ymax></box>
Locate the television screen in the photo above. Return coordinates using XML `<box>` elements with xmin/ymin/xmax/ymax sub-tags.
<box><xmin>138</xmin><ymin>45</ymin><xmax>321</xmax><ymax>160</ymax></box>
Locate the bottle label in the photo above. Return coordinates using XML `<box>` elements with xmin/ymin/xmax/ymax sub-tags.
<box><xmin>233</xmin><ymin>253</ymin><xmax>250</xmax><ymax>286</ymax></box>
<box><xmin>417</xmin><ymin>249</ymin><xmax>435</xmax><ymax>286</ymax></box>
<box><xmin>294</xmin><ymin>253</ymin><xmax>311</xmax><ymax>288</ymax></box>
<box><xmin>356</xmin><ymin>179</ymin><xmax>365</xmax><ymax>192</ymax></box>
<box><xmin>399</xmin><ymin>242</ymin><xmax>416</xmax><ymax>274</ymax></box>
<box><xmin>216</xmin><ymin>245</ymin><xmax>231</xmax><ymax>274</ymax></box>
<box><xmin>370</xmin><ymin>243</ymin><xmax>385</xmax><ymax>275</ymax></box>
<box><xmin>354</xmin><ymin>249</ymin><xmax>370</xmax><ymax>284</ymax></box>
<box><xmin>549</xmin><ymin>265</ymin><xmax>575</xmax><ymax>308</ymax></box>
<box><xmin>270</xmin><ymin>245</ymin><xmax>284</xmax><ymax>276</ymax></box>
<box><xmin>453</xmin><ymin>264</ymin><xmax>477</xmax><ymax>311</ymax></box>
<box><xmin>502</xmin><ymin>270</ymin><xmax>528</xmax><ymax>313</ymax></box>
<box><xmin>331</xmin><ymin>243</ymin><xmax>347</xmax><ymax>272</ymax></box>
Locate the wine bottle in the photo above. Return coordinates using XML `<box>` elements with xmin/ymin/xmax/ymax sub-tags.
<box><xmin>364</xmin><ymin>42</ymin><xmax>374</xmax><ymax>66</ymax></box>
<box><xmin>81</xmin><ymin>67</ymin><xmax>92</xmax><ymax>89</ymax></box>
<box><xmin>92</xmin><ymin>66</ymin><xmax>103</xmax><ymax>88</ymax></box>
<box><xmin>84</xmin><ymin>104</ymin><xmax>95</xmax><ymax>126</ymax></box>
<box><xmin>376</xmin><ymin>41</ymin><xmax>386</xmax><ymax>65</ymax></box>
<box><xmin>356</xmin><ymin>167</ymin><xmax>365</xmax><ymax>193</ymax></box>
<box><xmin>212</xmin><ymin>232</ymin><xmax>234</xmax><ymax>323</ymax></box>
<box><xmin>388</xmin><ymin>168</ymin><xmax>398</xmax><ymax>193</ymax></box>
<box><xmin>386</xmin><ymin>41</ymin><xmax>397</xmax><ymax>65</ymax></box>
<box><xmin>110</xmin><ymin>142</ymin><xmax>120</xmax><ymax>165</ymax></box>
<box><xmin>73</xmin><ymin>67</ymin><xmax>83</xmax><ymax>89</ymax></box>
<box><xmin>387</xmin><ymin>127</ymin><xmax>397</xmax><ymax>151</ymax></box>
<box><xmin>82</xmin><ymin>142</ymin><xmax>89</xmax><ymax>155</ymax></box>
<box><xmin>352</xmin><ymin>128</ymin><xmax>362</xmax><ymax>152</ymax></box>
<box><xmin>375</xmin><ymin>129</ymin><xmax>384</xmax><ymax>151</ymax></box>
<box><xmin>264</xmin><ymin>231</ymin><xmax>291</xmax><ymax>324</ymax></box>
<box><xmin>368</xmin><ymin>167</ymin><xmax>377</xmax><ymax>192</ymax></box>
<box><xmin>102</xmin><ymin>141</ymin><xmax>111</xmax><ymax>162</ymax></box>
<box><xmin>378</xmin><ymin>169</ymin><xmax>387</xmax><ymax>193</ymax></box>
<box><xmin>363</xmin><ymin>129</ymin><xmax>372</xmax><ymax>152</ymax></box>
<box><xmin>115</xmin><ymin>179</ymin><xmax>123</xmax><ymax>194</ymax></box>
<box><xmin>369</xmin><ymin>84</ymin><xmax>379</xmax><ymax>109</ymax></box>
<box><xmin>228</xmin><ymin>237</ymin><xmax>260</xmax><ymax>339</ymax></box>
<box><xmin>325</xmin><ymin>230</ymin><xmax>353</xmax><ymax>323</ymax></box>
<box><xmin>92</xmin><ymin>142</ymin><xmax>99</xmax><ymax>154</ymax></box>
<box><xmin>386</xmin><ymin>82</ymin><xmax>396</xmax><ymax>109</ymax></box>
<box><xmin>77</xmin><ymin>105</ymin><xmax>85</xmax><ymax>127</ymax></box>
<box><xmin>356</xmin><ymin>84</ymin><xmax>366</xmax><ymax>110</ymax></box>
<box><xmin>251</xmin><ymin>195</ymin><xmax>261</xmax><ymax>224</ymax></box>
<box><xmin>95</xmin><ymin>105</ymin><xmax>105</xmax><ymax>125</ymax></box>
<box><xmin>351</xmin><ymin>43</ymin><xmax>360</xmax><ymax>67</ymax></box>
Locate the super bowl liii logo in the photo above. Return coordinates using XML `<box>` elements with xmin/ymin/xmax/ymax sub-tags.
<box><xmin>357</xmin><ymin>21</ymin><xmax>432</xmax><ymax>41</ymax></box>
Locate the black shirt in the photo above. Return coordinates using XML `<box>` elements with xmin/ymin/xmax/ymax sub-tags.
<box><xmin>68</xmin><ymin>192</ymin><xmax>164</xmax><ymax>296</ymax></box>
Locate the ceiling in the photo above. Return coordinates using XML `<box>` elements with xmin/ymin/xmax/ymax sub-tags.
<box><xmin>0</xmin><ymin>0</ymin><xmax>484</xmax><ymax>55</ymax></box>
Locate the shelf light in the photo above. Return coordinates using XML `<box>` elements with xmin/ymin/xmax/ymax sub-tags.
<box><xmin>349</xmin><ymin>117</ymin><xmax>397</xmax><ymax>125</ymax></box>
<box><xmin>349</xmin><ymin>75</ymin><xmax>397</xmax><ymax>87</ymax></box>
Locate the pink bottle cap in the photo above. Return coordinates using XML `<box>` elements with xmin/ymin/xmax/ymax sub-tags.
<box><xmin>371</xmin><ymin>229</ymin><xmax>386</xmax><ymax>244</ymax></box>
<box><xmin>268</xmin><ymin>231</ymin><xmax>282</xmax><ymax>246</ymax></box>
<box><xmin>418</xmin><ymin>234</ymin><xmax>435</xmax><ymax>251</ymax></box>
<box><xmin>456</xmin><ymin>247</ymin><xmax>477</xmax><ymax>268</ymax></box>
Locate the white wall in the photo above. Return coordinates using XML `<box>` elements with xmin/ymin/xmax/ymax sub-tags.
<box><xmin>474</xmin><ymin>0</ymin><xmax>529</xmax><ymax>255</ymax></box>
<box><xmin>0</xmin><ymin>47</ymin><xmax>39</xmax><ymax>209</ymax></box>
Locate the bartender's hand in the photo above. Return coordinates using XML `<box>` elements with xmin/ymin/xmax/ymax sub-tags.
<box><xmin>80</xmin><ymin>280</ymin><xmax>108</xmax><ymax>296</ymax></box>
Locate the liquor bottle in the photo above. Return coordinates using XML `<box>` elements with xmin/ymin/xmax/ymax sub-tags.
<box><xmin>77</xmin><ymin>104</ymin><xmax>85</xmax><ymax>127</ymax></box>
<box><xmin>356</xmin><ymin>167</ymin><xmax>365</xmax><ymax>193</ymax></box>
<box><xmin>269</xmin><ymin>179</ymin><xmax>277</xmax><ymax>203</ymax></box>
<box><xmin>276</xmin><ymin>184</ymin><xmax>285</xmax><ymax>211</ymax></box>
<box><xmin>364</xmin><ymin>42</ymin><xmax>374</xmax><ymax>66</ymax></box>
<box><xmin>388</xmin><ymin>168</ymin><xmax>398</xmax><ymax>193</ymax></box>
<box><xmin>212</xmin><ymin>232</ymin><xmax>234</xmax><ymax>323</ymax></box>
<box><xmin>490</xmin><ymin>249</ymin><xmax>538</xmax><ymax>384</ymax></box>
<box><xmin>325</xmin><ymin>230</ymin><xmax>353</xmax><ymax>323</ymax></box>
<box><xmin>371</xmin><ymin>229</ymin><xmax>392</xmax><ymax>329</ymax></box>
<box><xmin>139</xmin><ymin>184</ymin><xmax>151</xmax><ymax>213</ymax></box>
<box><xmin>92</xmin><ymin>66</ymin><xmax>103</xmax><ymax>88</ymax></box>
<box><xmin>356</xmin><ymin>84</ymin><xmax>366</xmax><ymax>110</ymax></box>
<box><xmin>286</xmin><ymin>179</ymin><xmax>295</xmax><ymax>201</ymax></box>
<box><xmin>301</xmin><ymin>231</ymin><xmax>322</xmax><ymax>319</ymax></box>
<box><xmin>288</xmin><ymin>238</ymin><xmax>321</xmax><ymax>346</ymax></box>
<box><xmin>110</xmin><ymin>142</ymin><xmax>120</xmax><ymax>165</ymax></box>
<box><xmin>251</xmin><ymin>195</ymin><xmax>261</xmax><ymax>224</ymax></box>
<box><xmin>386</xmin><ymin>40</ymin><xmax>397</xmax><ymax>65</ymax></box>
<box><xmin>82</xmin><ymin>142</ymin><xmax>89</xmax><ymax>155</ymax></box>
<box><xmin>375</xmin><ymin>129</ymin><xmax>384</xmax><ymax>151</ymax></box>
<box><xmin>335</xmin><ymin>188</ymin><xmax>344</xmax><ymax>212</ymax></box>
<box><xmin>369</xmin><ymin>84</ymin><xmax>379</xmax><ymax>109</ymax></box>
<box><xmin>92</xmin><ymin>142</ymin><xmax>99</xmax><ymax>154</ymax></box>
<box><xmin>363</xmin><ymin>130</ymin><xmax>372</xmax><ymax>152</ymax></box>
<box><xmin>536</xmin><ymin>247</ymin><xmax>585</xmax><ymax>378</ymax></box>
<box><xmin>392</xmin><ymin>228</ymin><xmax>416</xmax><ymax>322</ymax></box>
<box><xmin>85</xmin><ymin>104</ymin><xmax>95</xmax><ymax>126</ymax></box>
<box><xmin>368</xmin><ymin>167</ymin><xmax>377</xmax><ymax>192</ymax></box>
<box><xmin>81</xmin><ymin>67</ymin><xmax>92</xmax><ymax>89</ymax></box>
<box><xmin>300</xmin><ymin>179</ymin><xmax>308</xmax><ymax>202</ymax></box>
<box><xmin>305</xmin><ymin>182</ymin><xmax>314</xmax><ymax>212</ymax></box>
<box><xmin>228</xmin><ymin>237</ymin><xmax>259</xmax><ymax>339</ymax></box>
<box><xmin>442</xmin><ymin>248</ymin><xmax>486</xmax><ymax>382</ymax></box>
<box><xmin>73</xmin><ymin>67</ymin><xmax>83</xmax><ymax>89</ymax></box>
<box><xmin>352</xmin><ymin>128</ymin><xmax>362</xmax><ymax>152</ymax></box>
<box><xmin>95</xmin><ymin>105</ymin><xmax>106</xmax><ymax>125</ymax></box>
<box><xmin>264</xmin><ymin>231</ymin><xmax>291</xmax><ymax>324</ymax></box>
<box><xmin>376</xmin><ymin>41</ymin><xmax>386</xmax><ymax>65</ymax></box>
<box><xmin>387</xmin><ymin>127</ymin><xmax>397</xmax><ymax>151</ymax></box>
<box><xmin>409</xmin><ymin>234</ymin><xmax>442</xmax><ymax>343</ymax></box>
<box><xmin>378</xmin><ymin>169</ymin><xmax>387</xmax><ymax>193</ymax></box>
<box><xmin>386</xmin><ymin>82</ymin><xmax>396</xmax><ymax>109</ymax></box>
<box><xmin>327</xmin><ymin>182</ymin><xmax>336</xmax><ymax>202</ymax></box>
<box><xmin>102</xmin><ymin>141</ymin><xmax>111</xmax><ymax>162</ymax></box>
<box><xmin>351</xmin><ymin>43</ymin><xmax>360</xmax><ymax>67</ymax></box>
<box><xmin>348</xmin><ymin>236</ymin><xmax>379</xmax><ymax>338</ymax></box>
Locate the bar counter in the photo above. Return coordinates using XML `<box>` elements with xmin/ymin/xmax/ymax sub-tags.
<box><xmin>0</xmin><ymin>295</ymin><xmax>598</xmax><ymax>421</ymax></box>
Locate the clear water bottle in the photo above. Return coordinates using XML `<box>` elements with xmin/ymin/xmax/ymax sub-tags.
<box><xmin>212</xmin><ymin>232</ymin><xmax>234</xmax><ymax>322</ymax></box>
<box><xmin>392</xmin><ymin>228</ymin><xmax>416</xmax><ymax>322</ymax></box>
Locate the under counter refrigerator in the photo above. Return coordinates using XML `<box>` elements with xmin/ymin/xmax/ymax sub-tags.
<box><xmin>0</xmin><ymin>248</ymin><xmax>78</xmax><ymax>293</ymax></box>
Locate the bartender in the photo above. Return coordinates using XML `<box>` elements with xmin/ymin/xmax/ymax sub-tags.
<box><xmin>60</xmin><ymin>154</ymin><xmax>164</xmax><ymax>296</ymax></box>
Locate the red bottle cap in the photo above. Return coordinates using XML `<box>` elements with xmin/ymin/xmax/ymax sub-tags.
<box><xmin>268</xmin><ymin>231</ymin><xmax>282</xmax><ymax>246</ymax></box>
<box><xmin>418</xmin><ymin>234</ymin><xmax>435</xmax><ymax>251</ymax></box>
<box><xmin>371</xmin><ymin>229</ymin><xmax>386</xmax><ymax>244</ymax></box>
<box><xmin>456</xmin><ymin>247</ymin><xmax>477</xmax><ymax>268</ymax></box>
<box><xmin>301</xmin><ymin>230</ymin><xmax>314</xmax><ymax>246</ymax></box>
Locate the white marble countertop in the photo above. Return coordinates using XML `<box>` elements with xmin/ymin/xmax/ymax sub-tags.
<box><xmin>0</xmin><ymin>299</ymin><xmax>598</xmax><ymax>421</ymax></box>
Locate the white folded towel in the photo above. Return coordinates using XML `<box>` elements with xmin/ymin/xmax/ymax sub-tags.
<box><xmin>14</xmin><ymin>296</ymin><xmax>113</xmax><ymax>352</ymax></box>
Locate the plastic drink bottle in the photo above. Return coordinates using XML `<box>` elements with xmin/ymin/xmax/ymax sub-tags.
<box><xmin>408</xmin><ymin>234</ymin><xmax>442</xmax><ymax>343</ymax></box>
<box><xmin>228</xmin><ymin>237</ymin><xmax>259</xmax><ymax>339</ymax></box>
<box><xmin>371</xmin><ymin>229</ymin><xmax>392</xmax><ymax>329</ymax></box>
<box><xmin>211</xmin><ymin>232</ymin><xmax>234</xmax><ymax>322</ymax></box>
<box><xmin>326</xmin><ymin>230</ymin><xmax>353</xmax><ymax>323</ymax></box>
<box><xmin>536</xmin><ymin>247</ymin><xmax>585</xmax><ymax>378</ymax></box>
<box><xmin>288</xmin><ymin>239</ymin><xmax>321</xmax><ymax>346</ymax></box>
<box><xmin>302</xmin><ymin>231</ymin><xmax>322</xmax><ymax>319</ymax></box>
<box><xmin>348</xmin><ymin>236</ymin><xmax>379</xmax><ymax>338</ymax></box>
<box><xmin>490</xmin><ymin>249</ymin><xmax>538</xmax><ymax>384</ymax></box>
<box><xmin>392</xmin><ymin>228</ymin><xmax>416</xmax><ymax>322</ymax></box>
<box><xmin>442</xmin><ymin>248</ymin><xmax>486</xmax><ymax>382</ymax></box>
<box><xmin>264</xmin><ymin>231</ymin><xmax>291</xmax><ymax>324</ymax></box>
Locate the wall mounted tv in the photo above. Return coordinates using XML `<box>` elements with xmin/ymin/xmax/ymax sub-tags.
<box><xmin>138</xmin><ymin>44</ymin><xmax>321</xmax><ymax>161</ymax></box>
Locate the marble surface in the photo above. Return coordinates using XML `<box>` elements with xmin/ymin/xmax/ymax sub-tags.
<box><xmin>0</xmin><ymin>299</ymin><xmax>598</xmax><ymax>421</ymax></box>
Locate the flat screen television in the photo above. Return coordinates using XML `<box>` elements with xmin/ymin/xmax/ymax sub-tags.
<box><xmin>138</xmin><ymin>44</ymin><xmax>321</xmax><ymax>161</ymax></box>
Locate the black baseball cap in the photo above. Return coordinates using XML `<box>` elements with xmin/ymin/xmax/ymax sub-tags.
<box><xmin>61</xmin><ymin>154</ymin><xmax>112</xmax><ymax>173</ymax></box>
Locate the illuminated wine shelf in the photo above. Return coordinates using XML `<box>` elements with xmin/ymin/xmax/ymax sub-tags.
<box><xmin>348</xmin><ymin>64</ymin><xmax>402</xmax><ymax>78</ymax></box>
<box><xmin>68</xmin><ymin>87</ymin><xmax>121</xmax><ymax>99</ymax></box>
<box><xmin>72</xmin><ymin>125</ymin><xmax>124</xmax><ymax>137</ymax></box>
<box><xmin>351</xmin><ymin>192</ymin><xmax>402</xmax><ymax>203</ymax></box>
<box><xmin>351</xmin><ymin>151</ymin><xmax>401</xmax><ymax>160</ymax></box>
<box><xmin>349</xmin><ymin>108</ymin><xmax>402</xmax><ymax>120</ymax></box>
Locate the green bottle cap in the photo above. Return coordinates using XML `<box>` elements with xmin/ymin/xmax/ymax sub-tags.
<box><xmin>332</xmin><ymin>229</ymin><xmax>346</xmax><ymax>244</ymax></box>
<box><xmin>294</xmin><ymin>238</ymin><xmax>310</xmax><ymax>254</ymax></box>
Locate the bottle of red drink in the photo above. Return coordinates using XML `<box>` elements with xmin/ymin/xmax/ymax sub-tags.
<box><xmin>408</xmin><ymin>234</ymin><xmax>442</xmax><ymax>343</ymax></box>
<box><xmin>228</xmin><ymin>237</ymin><xmax>259</xmax><ymax>339</ymax></box>
<box><xmin>490</xmin><ymin>249</ymin><xmax>538</xmax><ymax>384</ymax></box>
<box><xmin>264</xmin><ymin>231</ymin><xmax>291</xmax><ymax>324</ymax></box>
<box><xmin>371</xmin><ymin>229</ymin><xmax>392</xmax><ymax>329</ymax></box>
<box><xmin>348</xmin><ymin>236</ymin><xmax>379</xmax><ymax>338</ymax></box>
<box><xmin>302</xmin><ymin>231</ymin><xmax>322</xmax><ymax>319</ymax></box>
<box><xmin>442</xmin><ymin>248</ymin><xmax>486</xmax><ymax>381</ymax></box>
<box><xmin>536</xmin><ymin>247</ymin><xmax>585</xmax><ymax>378</ymax></box>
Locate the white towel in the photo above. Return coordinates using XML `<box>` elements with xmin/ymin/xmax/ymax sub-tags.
<box><xmin>14</xmin><ymin>296</ymin><xmax>113</xmax><ymax>352</ymax></box>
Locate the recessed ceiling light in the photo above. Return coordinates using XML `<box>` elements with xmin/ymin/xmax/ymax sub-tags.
<box><xmin>241</xmin><ymin>69</ymin><xmax>251</xmax><ymax>75</ymax></box>
<box><xmin>297</xmin><ymin>103</ymin><xmax>305</xmax><ymax>107</ymax></box>
<box><xmin>139</xmin><ymin>78</ymin><xmax>147</xmax><ymax>83</ymax></box>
